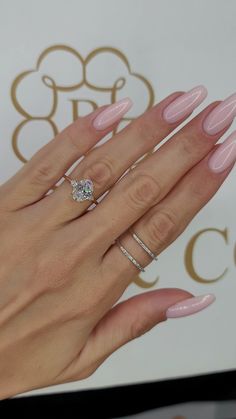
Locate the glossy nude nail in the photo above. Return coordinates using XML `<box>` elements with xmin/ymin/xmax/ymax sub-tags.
<box><xmin>208</xmin><ymin>131</ymin><xmax>236</xmax><ymax>173</ymax></box>
<box><xmin>92</xmin><ymin>97</ymin><xmax>133</xmax><ymax>130</ymax></box>
<box><xmin>166</xmin><ymin>294</ymin><xmax>215</xmax><ymax>318</ymax></box>
<box><xmin>203</xmin><ymin>93</ymin><xmax>236</xmax><ymax>135</ymax></box>
<box><xmin>163</xmin><ymin>85</ymin><xmax>208</xmax><ymax>123</ymax></box>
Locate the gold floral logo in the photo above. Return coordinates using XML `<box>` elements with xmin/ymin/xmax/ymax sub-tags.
<box><xmin>11</xmin><ymin>44</ymin><xmax>155</xmax><ymax>163</ymax></box>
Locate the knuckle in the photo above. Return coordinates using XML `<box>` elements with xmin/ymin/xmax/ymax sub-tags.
<box><xmin>30</xmin><ymin>161</ymin><xmax>55</xmax><ymax>187</ymax></box>
<box><xmin>190</xmin><ymin>176</ymin><xmax>208</xmax><ymax>200</ymax></box>
<box><xmin>180</xmin><ymin>134</ymin><xmax>194</xmax><ymax>156</ymax></box>
<box><xmin>134</xmin><ymin>118</ymin><xmax>154</xmax><ymax>142</ymax></box>
<box><xmin>65</xmin><ymin>119</ymin><xmax>93</xmax><ymax>152</ymax></box>
<box><xmin>133</xmin><ymin>112</ymin><xmax>159</xmax><ymax>143</ymax></box>
<box><xmin>84</xmin><ymin>157</ymin><xmax>114</xmax><ymax>189</ymax></box>
<box><xmin>147</xmin><ymin>207</ymin><xmax>178</xmax><ymax>248</ymax></box>
<box><xmin>180</xmin><ymin>133</ymin><xmax>203</xmax><ymax>160</ymax></box>
<box><xmin>126</xmin><ymin>173</ymin><xmax>161</xmax><ymax>211</ymax></box>
<box><xmin>34</xmin><ymin>249</ymin><xmax>76</xmax><ymax>291</ymax></box>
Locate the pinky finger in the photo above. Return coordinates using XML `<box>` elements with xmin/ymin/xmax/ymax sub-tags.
<box><xmin>55</xmin><ymin>288</ymin><xmax>215</xmax><ymax>383</ymax></box>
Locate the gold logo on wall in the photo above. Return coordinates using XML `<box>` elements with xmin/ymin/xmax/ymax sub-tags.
<box><xmin>11</xmin><ymin>44</ymin><xmax>155</xmax><ymax>162</ymax></box>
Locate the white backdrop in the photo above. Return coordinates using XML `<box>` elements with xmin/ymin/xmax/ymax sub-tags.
<box><xmin>0</xmin><ymin>0</ymin><xmax>235</xmax><ymax>396</ymax></box>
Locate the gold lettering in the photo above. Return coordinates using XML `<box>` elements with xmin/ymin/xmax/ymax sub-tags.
<box><xmin>133</xmin><ymin>274</ymin><xmax>159</xmax><ymax>288</ymax></box>
<box><xmin>69</xmin><ymin>99</ymin><xmax>98</xmax><ymax>122</ymax></box>
<box><xmin>185</xmin><ymin>228</ymin><xmax>228</xmax><ymax>283</ymax></box>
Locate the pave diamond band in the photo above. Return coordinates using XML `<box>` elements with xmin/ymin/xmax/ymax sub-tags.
<box><xmin>116</xmin><ymin>230</ymin><xmax>158</xmax><ymax>272</ymax></box>
<box><xmin>130</xmin><ymin>229</ymin><xmax>158</xmax><ymax>260</ymax></box>
<box><xmin>64</xmin><ymin>175</ymin><xmax>98</xmax><ymax>204</ymax></box>
<box><xmin>116</xmin><ymin>239</ymin><xmax>145</xmax><ymax>272</ymax></box>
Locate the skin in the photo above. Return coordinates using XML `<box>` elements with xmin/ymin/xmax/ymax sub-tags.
<box><xmin>0</xmin><ymin>92</ymin><xmax>234</xmax><ymax>399</ymax></box>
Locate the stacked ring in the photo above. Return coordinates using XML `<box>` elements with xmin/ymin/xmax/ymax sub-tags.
<box><xmin>115</xmin><ymin>229</ymin><xmax>158</xmax><ymax>272</ymax></box>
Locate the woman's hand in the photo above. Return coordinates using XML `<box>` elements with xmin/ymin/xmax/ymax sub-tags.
<box><xmin>0</xmin><ymin>86</ymin><xmax>236</xmax><ymax>399</ymax></box>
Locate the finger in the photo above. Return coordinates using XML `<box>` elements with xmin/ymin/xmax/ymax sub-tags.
<box><xmin>58</xmin><ymin>288</ymin><xmax>214</xmax><ymax>382</ymax></box>
<box><xmin>40</xmin><ymin>86</ymin><xmax>207</xmax><ymax>223</ymax></box>
<box><xmin>87</xmin><ymin>93</ymin><xmax>236</xmax><ymax>250</ymax></box>
<box><xmin>102</xmin><ymin>133</ymin><xmax>236</xmax><ymax>277</ymax></box>
<box><xmin>0</xmin><ymin>99</ymin><xmax>132</xmax><ymax>210</ymax></box>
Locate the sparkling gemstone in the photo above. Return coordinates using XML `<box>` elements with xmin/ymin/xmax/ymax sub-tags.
<box><xmin>71</xmin><ymin>179</ymin><xmax>94</xmax><ymax>202</ymax></box>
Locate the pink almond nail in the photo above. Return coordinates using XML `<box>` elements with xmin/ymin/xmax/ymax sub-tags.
<box><xmin>166</xmin><ymin>293</ymin><xmax>215</xmax><ymax>318</ymax></box>
<box><xmin>203</xmin><ymin>93</ymin><xmax>236</xmax><ymax>135</ymax></box>
<box><xmin>92</xmin><ymin>97</ymin><xmax>133</xmax><ymax>130</ymax></box>
<box><xmin>162</xmin><ymin>85</ymin><xmax>208</xmax><ymax>124</ymax></box>
<box><xmin>208</xmin><ymin>131</ymin><xmax>236</xmax><ymax>173</ymax></box>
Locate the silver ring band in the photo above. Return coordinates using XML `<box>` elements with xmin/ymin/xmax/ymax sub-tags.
<box><xmin>116</xmin><ymin>239</ymin><xmax>145</xmax><ymax>272</ymax></box>
<box><xmin>130</xmin><ymin>229</ymin><xmax>158</xmax><ymax>260</ymax></box>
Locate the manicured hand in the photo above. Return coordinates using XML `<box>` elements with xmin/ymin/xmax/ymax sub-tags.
<box><xmin>0</xmin><ymin>87</ymin><xmax>236</xmax><ymax>398</ymax></box>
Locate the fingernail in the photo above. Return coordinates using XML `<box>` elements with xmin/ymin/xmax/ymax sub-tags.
<box><xmin>208</xmin><ymin>131</ymin><xmax>236</xmax><ymax>173</ymax></box>
<box><xmin>166</xmin><ymin>293</ymin><xmax>215</xmax><ymax>318</ymax></box>
<box><xmin>92</xmin><ymin>98</ymin><xmax>133</xmax><ymax>130</ymax></box>
<box><xmin>162</xmin><ymin>85</ymin><xmax>208</xmax><ymax>124</ymax></box>
<box><xmin>203</xmin><ymin>93</ymin><xmax>236</xmax><ymax>135</ymax></box>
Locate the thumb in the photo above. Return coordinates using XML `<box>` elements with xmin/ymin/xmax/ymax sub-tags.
<box><xmin>73</xmin><ymin>288</ymin><xmax>193</xmax><ymax>379</ymax></box>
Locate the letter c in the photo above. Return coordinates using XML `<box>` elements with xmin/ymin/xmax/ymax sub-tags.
<box><xmin>185</xmin><ymin>228</ymin><xmax>228</xmax><ymax>283</ymax></box>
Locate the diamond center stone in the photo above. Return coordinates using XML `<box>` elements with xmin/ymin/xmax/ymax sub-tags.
<box><xmin>71</xmin><ymin>179</ymin><xmax>94</xmax><ymax>202</ymax></box>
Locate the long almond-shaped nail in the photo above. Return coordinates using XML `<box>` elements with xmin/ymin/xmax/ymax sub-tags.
<box><xmin>208</xmin><ymin>131</ymin><xmax>236</xmax><ymax>173</ymax></box>
<box><xmin>162</xmin><ymin>85</ymin><xmax>208</xmax><ymax>124</ymax></box>
<box><xmin>166</xmin><ymin>293</ymin><xmax>215</xmax><ymax>318</ymax></box>
<box><xmin>203</xmin><ymin>93</ymin><xmax>236</xmax><ymax>135</ymax></box>
<box><xmin>92</xmin><ymin>97</ymin><xmax>133</xmax><ymax>130</ymax></box>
